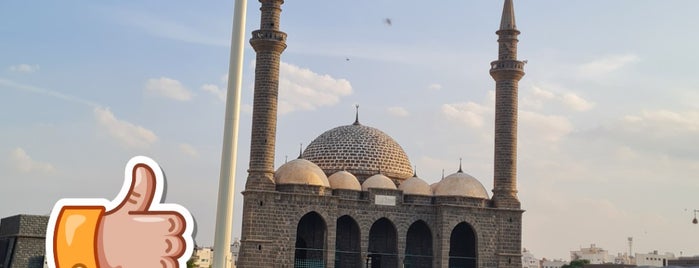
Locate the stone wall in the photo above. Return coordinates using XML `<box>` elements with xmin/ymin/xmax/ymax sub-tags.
<box><xmin>0</xmin><ymin>214</ymin><xmax>49</xmax><ymax>268</ymax></box>
<box><xmin>237</xmin><ymin>186</ymin><xmax>522</xmax><ymax>268</ymax></box>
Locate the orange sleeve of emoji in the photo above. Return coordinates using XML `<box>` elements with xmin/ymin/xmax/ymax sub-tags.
<box><xmin>54</xmin><ymin>206</ymin><xmax>105</xmax><ymax>268</ymax></box>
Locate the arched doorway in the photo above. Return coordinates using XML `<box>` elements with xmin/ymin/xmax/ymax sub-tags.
<box><xmin>368</xmin><ymin>218</ymin><xmax>398</xmax><ymax>268</ymax></box>
<box><xmin>335</xmin><ymin>215</ymin><xmax>361</xmax><ymax>268</ymax></box>
<box><xmin>295</xmin><ymin>212</ymin><xmax>326</xmax><ymax>267</ymax></box>
<box><xmin>448</xmin><ymin>222</ymin><xmax>477</xmax><ymax>268</ymax></box>
<box><xmin>404</xmin><ymin>220</ymin><xmax>433</xmax><ymax>267</ymax></box>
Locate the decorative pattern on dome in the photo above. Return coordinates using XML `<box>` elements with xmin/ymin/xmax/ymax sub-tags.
<box><xmin>301</xmin><ymin>123</ymin><xmax>413</xmax><ymax>180</ymax></box>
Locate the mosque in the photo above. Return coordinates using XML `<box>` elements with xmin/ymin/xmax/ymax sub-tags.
<box><xmin>236</xmin><ymin>0</ymin><xmax>525</xmax><ymax>267</ymax></box>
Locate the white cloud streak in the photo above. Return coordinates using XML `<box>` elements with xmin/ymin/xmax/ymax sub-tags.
<box><xmin>94</xmin><ymin>107</ymin><xmax>158</xmax><ymax>149</ymax></box>
<box><xmin>179</xmin><ymin>143</ymin><xmax>199</xmax><ymax>158</ymax></box>
<box><xmin>441</xmin><ymin>102</ymin><xmax>489</xmax><ymax>128</ymax></box>
<box><xmin>10</xmin><ymin>148</ymin><xmax>55</xmax><ymax>174</ymax></box>
<box><xmin>428</xmin><ymin>83</ymin><xmax>442</xmax><ymax>91</ymax></box>
<box><xmin>9</xmin><ymin>64</ymin><xmax>40</xmax><ymax>73</ymax></box>
<box><xmin>106</xmin><ymin>8</ymin><xmax>227</xmax><ymax>47</ymax></box>
<box><xmin>145</xmin><ymin>77</ymin><xmax>193</xmax><ymax>101</ymax></box>
<box><xmin>278</xmin><ymin>61</ymin><xmax>353</xmax><ymax>114</ymax></box>
<box><xmin>523</xmin><ymin>86</ymin><xmax>595</xmax><ymax>112</ymax></box>
<box><xmin>387</xmin><ymin>107</ymin><xmax>410</xmax><ymax>117</ymax></box>
<box><xmin>201</xmin><ymin>84</ymin><xmax>226</xmax><ymax>102</ymax></box>
<box><xmin>579</xmin><ymin>54</ymin><xmax>640</xmax><ymax>77</ymax></box>
<box><xmin>0</xmin><ymin>78</ymin><xmax>100</xmax><ymax>108</ymax></box>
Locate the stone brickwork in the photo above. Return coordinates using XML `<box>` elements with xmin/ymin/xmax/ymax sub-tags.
<box><xmin>301</xmin><ymin>123</ymin><xmax>414</xmax><ymax>181</ymax></box>
<box><xmin>0</xmin><ymin>214</ymin><xmax>49</xmax><ymax>268</ymax></box>
<box><xmin>237</xmin><ymin>186</ymin><xmax>523</xmax><ymax>267</ymax></box>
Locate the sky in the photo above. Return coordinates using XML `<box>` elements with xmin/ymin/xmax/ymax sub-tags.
<box><xmin>2</xmin><ymin>0</ymin><xmax>699</xmax><ymax>261</ymax></box>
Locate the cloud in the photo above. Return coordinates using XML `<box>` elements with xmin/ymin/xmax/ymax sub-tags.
<box><xmin>594</xmin><ymin>109</ymin><xmax>699</xmax><ymax>158</ymax></box>
<box><xmin>145</xmin><ymin>77</ymin><xmax>193</xmax><ymax>101</ymax></box>
<box><xmin>387</xmin><ymin>107</ymin><xmax>409</xmax><ymax>117</ymax></box>
<box><xmin>428</xmin><ymin>83</ymin><xmax>442</xmax><ymax>91</ymax></box>
<box><xmin>520</xmin><ymin>111</ymin><xmax>574</xmax><ymax>143</ymax></box>
<box><xmin>94</xmin><ymin>107</ymin><xmax>158</xmax><ymax>149</ymax></box>
<box><xmin>579</xmin><ymin>54</ymin><xmax>640</xmax><ymax>76</ymax></box>
<box><xmin>201</xmin><ymin>84</ymin><xmax>226</xmax><ymax>102</ymax></box>
<box><xmin>0</xmin><ymin>78</ymin><xmax>100</xmax><ymax>108</ymax></box>
<box><xmin>9</xmin><ymin>148</ymin><xmax>55</xmax><ymax>174</ymax></box>
<box><xmin>278</xmin><ymin>61</ymin><xmax>353</xmax><ymax>114</ymax></box>
<box><xmin>532</xmin><ymin>86</ymin><xmax>555</xmax><ymax>100</ymax></box>
<box><xmin>106</xmin><ymin>8</ymin><xmax>227</xmax><ymax>47</ymax></box>
<box><xmin>523</xmin><ymin>85</ymin><xmax>595</xmax><ymax>112</ymax></box>
<box><xmin>441</xmin><ymin>102</ymin><xmax>489</xmax><ymax>128</ymax></box>
<box><xmin>179</xmin><ymin>143</ymin><xmax>199</xmax><ymax>158</ymax></box>
<box><xmin>561</xmin><ymin>93</ymin><xmax>595</xmax><ymax>111</ymax></box>
<box><xmin>9</xmin><ymin>64</ymin><xmax>40</xmax><ymax>73</ymax></box>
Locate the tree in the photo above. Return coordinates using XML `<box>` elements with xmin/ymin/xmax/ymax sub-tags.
<box><xmin>562</xmin><ymin>259</ymin><xmax>590</xmax><ymax>268</ymax></box>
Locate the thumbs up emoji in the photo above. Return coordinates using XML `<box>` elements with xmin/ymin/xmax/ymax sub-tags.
<box><xmin>46</xmin><ymin>156</ymin><xmax>194</xmax><ymax>268</ymax></box>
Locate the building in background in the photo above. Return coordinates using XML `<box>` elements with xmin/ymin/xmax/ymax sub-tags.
<box><xmin>235</xmin><ymin>0</ymin><xmax>527</xmax><ymax>267</ymax></box>
<box><xmin>635</xmin><ymin>250</ymin><xmax>675</xmax><ymax>267</ymax></box>
<box><xmin>571</xmin><ymin>244</ymin><xmax>612</xmax><ymax>264</ymax></box>
<box><xmin>523</xmin><ymin>248</ymin><xmax>541</xmax><ymax>268</ymax></box>
<box><xmin>0</xmin><ymin>214</ymin><xmax>48</xmax><ymax>268</ymax></box>
<box><xmin>542</xmin><ymin>259</ymin><xmax>567</xmax><ymax>268</ymax></box>
<box><xmin>190</xmin><ymin>247</ymin><xmax>214</xmax><ymax>268</ymax></box>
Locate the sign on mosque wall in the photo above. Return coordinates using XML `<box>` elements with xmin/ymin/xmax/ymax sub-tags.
<box><xmin>374</xmin><ymin>195</ymin><xmax>396</xmax><ymax>206</ymax></box>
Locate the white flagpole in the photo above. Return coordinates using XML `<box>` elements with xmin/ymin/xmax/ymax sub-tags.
<box><xmin>213</xmin><ymin>0</ymin><xmax>247</xmax><ymax>267</ymax></box>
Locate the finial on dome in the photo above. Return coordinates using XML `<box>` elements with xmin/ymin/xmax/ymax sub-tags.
<box><xmin>285</xmin><ymin>155</ymin><xmax>288</xmax><ymax>163</ymax></box>
<box><xmin>298</xmin><ymin>143</ymin><xmax>303</xmax><ymax>159</ymax></box>
<box><xmin>458</xmin><ymin>158</ymin><xmax>464</xmax><ymax>173</ymax></box>
<box><xmin>353</xmin><ymin>104</ymin><xmax>360</xmax><ymax>125</ymax></box>
<box><xmin>413</xmin><ymin>166</ymin><xmax>417</xmax><ymax>177</ymax></box>
<box><xmin>442</xmin><ymin>169</ymin><xmax>445</xmax><ymax>179</ymax></box>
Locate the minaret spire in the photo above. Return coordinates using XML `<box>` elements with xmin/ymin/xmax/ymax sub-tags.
<box><xmin>490</xmin><ymin>0</ymin><xmax>524</xmax><ymax>209</ymax></box>
<box><xmin>500</xmin><ymin>0</ymin><xmax>517</xmax><ymax>30</ymax></box>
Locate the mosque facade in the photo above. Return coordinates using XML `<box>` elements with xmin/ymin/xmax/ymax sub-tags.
<box><xmin>236</xmin><ymin>0</ymin><xmax>525</xmax><ymax>267</ymax></box>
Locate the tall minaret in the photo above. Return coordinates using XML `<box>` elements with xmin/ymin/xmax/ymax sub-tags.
<box><xmin>246</xmin><ymin>0</ymin><xmax>287</xmax><ymax>191</ymax></box>
<box><xmin>490</xmin><ymin>0</ymin><xmax>524</xmax><ymax>209</ymax></box>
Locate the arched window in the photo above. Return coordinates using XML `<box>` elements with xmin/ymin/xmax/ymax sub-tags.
<box><xmin>405</xmin><ymin>220</ymin><xmax>433</xmax><ymax>267</ymax></box>
<box><xmin>295</xmin><ymin>212</ymin><xmax>326</xmax><ymax>267</ymax></box>
<box><xmin>335</xmin><ymin>215</ymin><xmax>361</xmax><ymax>268</ymax></box>
<box><xmin>449</xmin><ymin>222</ymin><xmax>477</xmax><ymax>268</ymax></box>
<box><xmin>368</xmin><ymin>218</ymin><xmax>398</xmax><ymax>268</ymax></box>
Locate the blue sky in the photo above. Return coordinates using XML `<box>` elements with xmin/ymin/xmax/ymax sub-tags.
<box><xmin>2</xmin><ymin>0</ymin><xmax>699</xmax><ymax>261</ymax></box>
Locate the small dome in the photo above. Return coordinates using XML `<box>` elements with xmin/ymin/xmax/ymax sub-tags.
<box><xmin>274</xmin><ymin>159</ymin><xmax>330</xmax><ymax>187</ymax></box>
<box><xmin>434</xmin><ymin>171</ymin><xmax>489</xmax><ymax>199</ymax></box>
<box><xmin>362</xmin><ymin>174</ymin><xmax>396</xmax><ymax>191</ymax></box>
<box><xmin>328</xmin><ymin>171</ymin><xmax>361</xmax><ymax>191</ymax></box>
<box><xmin>399</xmin><ymin>176</ymin><xmax>432</xmax><ymax>196</ymax></box>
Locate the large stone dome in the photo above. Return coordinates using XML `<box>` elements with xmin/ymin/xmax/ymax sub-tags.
<box><xmin>302</xmin><ymin>122</ymin><xmax>413</xmax><ymax>180</ymax></box>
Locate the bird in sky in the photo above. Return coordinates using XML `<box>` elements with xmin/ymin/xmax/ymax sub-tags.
<box><xmin>384</xmin><ymin>18</ymin><xmax>392</xmax><ymax>26</ymax></box>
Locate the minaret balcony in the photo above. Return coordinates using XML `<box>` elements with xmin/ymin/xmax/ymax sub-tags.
<box><xmin>251</xmin><ymin>29</ymin><xmax>287</xmax><ymax>43</ymax></box>
<box><xmin>490</xmin><ymin>60</ymin><xmax>524</xmax><ymax>71</ymax></box>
